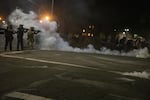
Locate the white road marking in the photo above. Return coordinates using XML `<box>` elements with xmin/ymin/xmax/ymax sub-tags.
<box><xmin>109</xmin><ymin>93</ymin><xmax>139</xmax><ymax>100</ymax></box>
<box><xmin>90</xmin><ymin>55</ymin><xmax>144</xmax><ymax>66</ymax></box>
<box><xmin>117</xmin><ymin>77</ymin><xmax>135</xmax><ymax>82</ymax></box>
<box><xmin>4</xmin><ymin>91</ymin><xmax>52</xmax><ymax>100</ymax></box>
<box><xmin>0</xmin><ymin>53</ymin><xmax>99</xmax><ymax>70</ymax></box>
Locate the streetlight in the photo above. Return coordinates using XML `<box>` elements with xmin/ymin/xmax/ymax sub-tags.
<box><xmin>45</xmin><ymin>16</ymin><xmax>49</xmax><ymax>20</ymax></box>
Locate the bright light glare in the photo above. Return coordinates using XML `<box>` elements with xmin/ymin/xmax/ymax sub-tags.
<box><xmin>45</xmin><ymin>16</ymin><xmax>49</xmax><ymax>20</ymax></box>
<box><xmin>39</xmin><ymin>20</ymin><xmax>43</xmax><ymax>23</ymax></box>
<box><xmin>123</xmin><ymin>32</ymin><xmax>126</xmax><ymax>35</ymax></box>
<box><xmin>2</xmin><ymin>20</ymin><xmax>6</xmax><ymax>24</ymax></box>
<box><xmin>88</xmin><ymin>33</ymin><xmax>91</xmax><ymax>37</ymax></box>
<box><xmin>83</xmin><ymin>29</ymin><xmax>86</xmax><ymax>32</ymax></box>
<box><xmin>39</xmin><ymin>14</ymin><xmax>53</xmax><ymax>23</ymax></box>
<box><xmin>126</xmin><ymin>29</ymin><xmax>129</xmax><ymax>32</ymax></box>
<box><xmin>125</xmin><ymin>29</ymin><xmax>129</xmax><ymax>32</ymax></box>
<box><xmin>0</xmin><ymin>17</ymin><xmax>2</xmax><ymax>20</ymax></box>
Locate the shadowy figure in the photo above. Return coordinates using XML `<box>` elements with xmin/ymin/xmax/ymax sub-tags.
<box><xmin>27</xmin><ymin>27</ymin><xmax>41</xmax><ymax>49</ymax></box>
<box><xmin>16</xmin><ymin>24</ymin><xmax>27</xmax><ymax>51</ymax></box>
<box><xmin>27</xmin><ymin>27</ymin><xmax>35</xmax><ymax>49</ymax></box>
<box><xmin>4</xmin><ymin>25</ymin><xmax>14</xmax><ymax>51</ymax></box>
<box><xmin>118</xmin><ymin>37</ymin><xmax>127</xmax><ymax>52</ymax></box>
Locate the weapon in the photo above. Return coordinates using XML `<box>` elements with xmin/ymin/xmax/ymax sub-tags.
<box><xmin>0</xmin><ymin>27</ymin><xmax>6</xmax><ymax>34</ymax></box>
<box><xmin>24</xmin><ymin>28</ymin><xmax>41</xmax><ymax>34</ymax></box>
<box><xmin>33</xmin><ymin>30</ymin><xmax>41</xmax><ymax>34</ymax></box>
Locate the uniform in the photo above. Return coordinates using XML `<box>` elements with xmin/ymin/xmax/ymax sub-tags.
<box><xmin>4</xmin><ymin>25</ymin><xmax>14</xmax><ymax>51</ymax></box>
<box><xmin>27</xmin><ymin>27</ymin><xmax>35</xmax><ymax>49</ymax></box>
<box><xmin>16</xmin><ymin>25</ymin><xmax>27</xmax><ymax>50</ymax></box>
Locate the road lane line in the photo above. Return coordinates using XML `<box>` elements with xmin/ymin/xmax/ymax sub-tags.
<box><xmin>4</xmin><ymin>91</ymin><xmax>52</xmax><ymax>100</ymax></box>
<box><xmin>0</xmin><ymin>53</ymin><xmax>99</xmax><ymax>70</ymax></box>
<box><xmin>89</xmin><ymin>55</ymin><xmax>145</xmax><ymax>66</ymax></box>
<box><xmin>109</xmin><ymin>93</ymin><xmax>139</xmax><ymax>100</ymax></box>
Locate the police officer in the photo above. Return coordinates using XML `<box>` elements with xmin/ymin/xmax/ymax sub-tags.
<box><xmin>16</xmin><ymin>24</ymin><xmax>27</xmax><ymax>50</ymax></box>
<box><xmin>27</xmin><ymin>27</ymin><xmax>35</xmax><ymax>49</ymax></box>
<box><xmin>4</xmin><ymin>25</ymin><xmax>14</xmax><ymax>51</ymax></box>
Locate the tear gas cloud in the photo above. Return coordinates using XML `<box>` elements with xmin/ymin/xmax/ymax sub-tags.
<box><xmin>8</xmin><ymin>9</ymin><xmax>150</xmax><ymax>58</ymax></box>
<box><xmin>121</xmin><ymin>71</ymin><xmax>150</xmax><ymax>79</ymax></box>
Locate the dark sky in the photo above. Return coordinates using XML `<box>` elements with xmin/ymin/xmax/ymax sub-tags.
<box><xmin>0</xmin><ymin>0</ymin><xmax>150</xmax><ymax>32</ymax></box>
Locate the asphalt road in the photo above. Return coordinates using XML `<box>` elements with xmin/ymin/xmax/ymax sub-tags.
<box><xmin>0</xmin><ymin>50</ymin><xmax>150</xmax><ymax>100</ymax></box>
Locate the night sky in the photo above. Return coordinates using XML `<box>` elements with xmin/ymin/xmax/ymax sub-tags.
<box><xmin>0</xmin><ymin>0</ymin><xmax>150</xmax><ymax>32</ymax></box>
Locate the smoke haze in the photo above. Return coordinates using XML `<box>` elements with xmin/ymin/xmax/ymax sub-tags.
<box><xmin>8</xmin><ymin>9</ymin><xmax>150</xmax><ymax>58</ymax></box>
<box><xmin>122</xmin><ymin>71</ymin><xmax>150</xmax><ymax>79</ymax></box>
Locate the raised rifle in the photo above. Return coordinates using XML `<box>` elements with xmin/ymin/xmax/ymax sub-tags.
<box><xmin>0</xmin><ymin>27</ymin><xmax>6</xmax><ymax>34</ymax></box>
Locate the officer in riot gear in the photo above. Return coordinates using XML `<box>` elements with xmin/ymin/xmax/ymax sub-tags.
<box><xmin>16</xmin><ymin>24</ymin><xmax>27</xmax><ymax>50</ymax></box>
<box><xmin>4</xmin><ymin>25</ymin><xmax>14</xmax><ymax>51</ymax></box>
<box><xmin>27</xmin><ymin>27</ymin><xmax>35</xmax><ymax>49</ymax></box>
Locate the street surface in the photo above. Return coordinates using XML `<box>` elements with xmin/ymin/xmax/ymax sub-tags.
<box><xmin>0</xmin><ymin>50</ymin><xmax>150</xmax><ymax>100</ymax></box>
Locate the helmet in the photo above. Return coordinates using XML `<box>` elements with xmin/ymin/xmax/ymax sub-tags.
<box><xmin>30</xmin><ymin>27</ymin><xmax>34</xmax><ymax>31</ymax></box>
<box><xmin>19</xmin><ymin>24</ymin><xmax>24</xmax><ymax>28</ymax></box>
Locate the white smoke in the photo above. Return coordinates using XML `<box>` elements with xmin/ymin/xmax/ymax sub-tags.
<box><xmin>8</xmin><ymin>9</ymin><xmax>150</xmax><ymax>58</ymax></box>
<box><xmin>100</xmin><ymin>47</ymin><xmax>150</xmax><ymax>58</ymax></box>
<box><xmin>121</xmin><ymin>71</ymin><xmax>150</xmax><ymax>79</ymax></box>
<box><xmin>8</xmin><ymin>9</ymin><xmax>39</xmax><ymax>29</ymax></box>
<box><xmin>135</xmin><ymin>47</ymin><xmax>150</xmax><ymax>58</ymax></box>
<box><xmin>8</xmin><ymin>9</ymin><xmax>100</xmax><ymax>52</ymax></box>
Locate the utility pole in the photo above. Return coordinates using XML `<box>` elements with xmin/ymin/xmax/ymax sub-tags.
<box><xmin>51</xmin><ymin>0</ymin><xmax>54</xmax><ymax>17</ymax></box>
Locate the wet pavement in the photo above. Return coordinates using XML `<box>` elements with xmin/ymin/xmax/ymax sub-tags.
<box><xmin>0</xmin><ymin>50</ymin><xmax>150</xmax><ymax>100</ymax></box>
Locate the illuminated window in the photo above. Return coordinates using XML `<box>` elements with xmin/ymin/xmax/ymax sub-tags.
<box><xmin>89</xmin><ymin>25</ymin><xmax>92</xmax><ymax>29</ymax></box>
<box><xmin>125</xmin><ymin>29</ymin><xmax>129</xmax><ymax>32</ymax></box>
<box><xmin>83</xmin><ymin>29</ymin><xmax>86</xmax><ymax>33</ymax></box>
<box><xmin>82</xmin><ymin>33</ymin><xmax>87</xmax><ymax>36</ymax></box>
<box><xmin>88</xmin><ymin>33</ymin><xmax>91</xmax><ymax>37</ymax></box>
<box><xmin>123</xmin><ymin>32</ymin><xmax>126</xmax><ymax>35</ymax></box>
<box><xmin>92</xmin><ymin>25</ymin><xmax>95</xmax><ymax>29</ymax></box>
